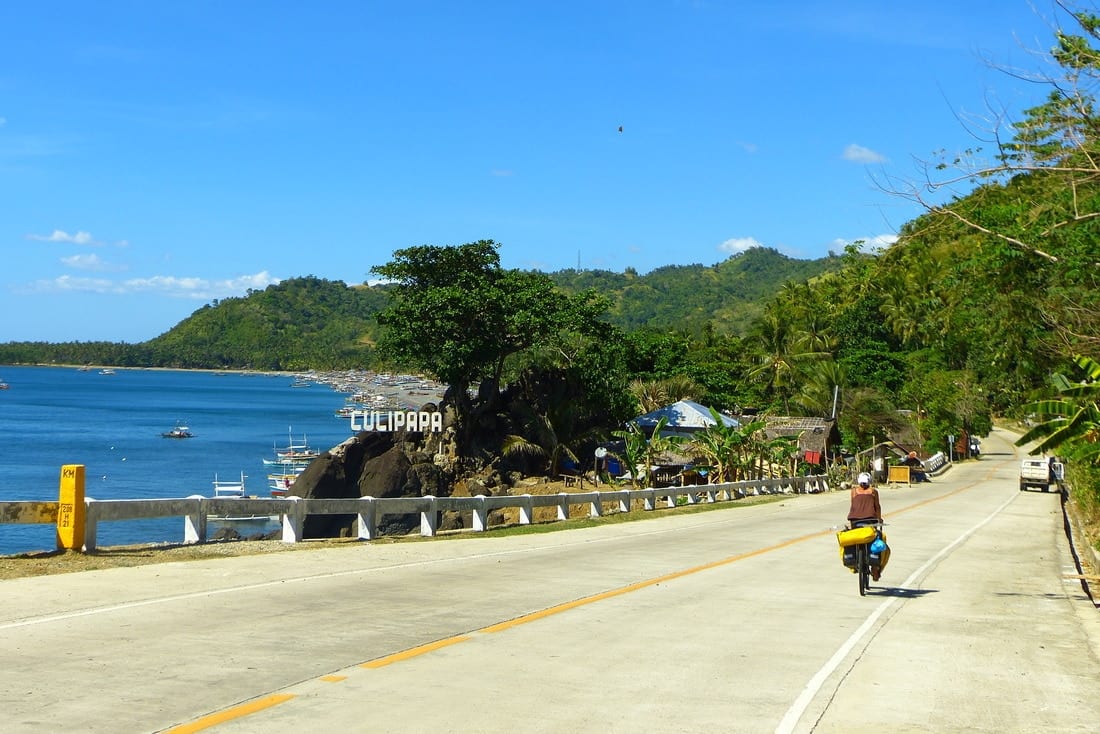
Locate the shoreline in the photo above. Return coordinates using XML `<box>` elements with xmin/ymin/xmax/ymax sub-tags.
<box><xmin>2</xmin><ymin>363</ymin><xmax>300</xmax><ymax>377</ymax></box>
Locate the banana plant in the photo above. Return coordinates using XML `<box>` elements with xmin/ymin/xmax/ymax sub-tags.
<box><xmin>1016</xmin><ymin>354</ymin><xmax>1100</xmax><ymax>464</ymax></box>
<box><xmin>611</xmin><ymin>416</ymin><xmax>685</xmax><ymax>488</ymax></box>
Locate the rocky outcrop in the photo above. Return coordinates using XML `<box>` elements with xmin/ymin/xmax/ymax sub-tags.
<box><xmin>287</xmin><ymin>384</ymin><xmax>587</xmax><ymax>539</ymax></box>
<box><xmin>290</xmin><ymin>402</ymin><xmax>461</xmax><ymax>537</ymax></box>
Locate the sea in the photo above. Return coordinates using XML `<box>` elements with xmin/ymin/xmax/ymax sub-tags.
<box><xmin>0</xmin><ymin>365</ymin><xmax>361</xmax><ymax>556</ymax></box>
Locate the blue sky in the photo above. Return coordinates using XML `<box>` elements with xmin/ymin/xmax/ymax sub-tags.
<box><xmin>0</xmin><ymin>1</ymin><xmax>1070</xmax><ymax>342</ymax></box>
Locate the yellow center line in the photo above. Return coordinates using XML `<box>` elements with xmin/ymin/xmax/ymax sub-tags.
<box><xmin>163</xmin><ymin>694</ymin><xmax>296</xmax><ymax>734</ymax></box>
<box><xmin>482</xmin><ymin>472</ymin><xmax>996</xmax><ymax>635</ymax></box>
<box><xmin>360</xmin><ymin>634</ymin><xmax>472</xmax><ymax>668</ymax></box>
<box><xmin>171</xmin><ymin>470</ymin><xmax>999</xmax><ymax>732</ymax></box>
<box><xmin>480</xmin><ymin>530</ymin><xmax>821</xmax><ymax>633</ymax></box>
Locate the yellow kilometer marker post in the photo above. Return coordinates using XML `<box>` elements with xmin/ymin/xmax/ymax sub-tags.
<box><xmin>56</xmin><ymin>464</ymin><xmax>86</xmax><ymax>551</ymax></box>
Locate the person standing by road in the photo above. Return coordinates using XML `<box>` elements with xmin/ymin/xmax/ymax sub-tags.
<box><xmin>904</xmin><ymin>451</ymin><xmax>930</xmax><ymax>482</ymax></box>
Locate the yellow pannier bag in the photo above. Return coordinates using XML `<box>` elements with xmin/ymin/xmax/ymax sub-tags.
<box><xmin>836</xmin><ymin>525</ymin><xmax>877</xmax><ymax>548</ymax></box>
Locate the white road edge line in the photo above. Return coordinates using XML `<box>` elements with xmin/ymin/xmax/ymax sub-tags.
<box><xmin>0</xmin><ymin>510</ymin><xmax>750</xmax><ymax>631</ymax></box>
<box><xmin>774</xmin><ymin>491</ymin><xmax>1019</xmax><ymax>734</ymax></box>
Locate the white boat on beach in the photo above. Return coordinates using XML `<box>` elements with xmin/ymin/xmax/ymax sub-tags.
<box><xmin>208</xmin><ymin>472</ymin><xmax>276</xmax><ymax>522</ymax></box>
<box><xmin>267</xmin><ymin>461</ymin><xmax>305</xmax><ymax>497</ymax></box>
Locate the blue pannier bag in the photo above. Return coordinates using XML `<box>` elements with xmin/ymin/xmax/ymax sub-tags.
<box><xmin>870</xmin><ymin>537</ymin><xmax>887</xmax><ymax>553</ymax></box>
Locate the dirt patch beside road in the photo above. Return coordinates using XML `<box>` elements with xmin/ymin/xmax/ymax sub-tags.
<box><xmin>0</xmin><ymin>537</ymin><xmax>362</xmax><ymax>580</ymax></box>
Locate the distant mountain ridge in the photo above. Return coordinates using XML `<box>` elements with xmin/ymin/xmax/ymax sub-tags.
<box><xmin>0</xmin><ymin>248</ymin><xmax>841</xmax><ymax>369</ymax></box>
<box><xmin>548</xmin><ymin>246</ymin><xmax>843</xmax><ymax>334</ymax></box>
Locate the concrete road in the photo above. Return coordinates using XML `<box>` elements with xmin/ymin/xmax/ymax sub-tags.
<box><xmin>2</xmin><ymin>427</ymin><xmax>1098</xmax><ymax>733</ymax></box>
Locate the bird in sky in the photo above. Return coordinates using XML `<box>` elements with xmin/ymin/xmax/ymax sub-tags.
<box><xmin>617</xmin><ymin>125</ymin><xmax>623</xmax><ymax>133</ymax></box>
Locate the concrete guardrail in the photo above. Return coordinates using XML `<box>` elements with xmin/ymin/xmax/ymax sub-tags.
<box><xmin>0</xmin><ymin>474</ymin><xmax>830</xmax><ymax>552</ymax></box>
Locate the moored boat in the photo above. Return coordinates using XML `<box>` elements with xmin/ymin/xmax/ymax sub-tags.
<box><xmin>267</xmin><ymin>460</ymin><xmax>305</xmax><ymax>497</ymax></box>
<box><xmin>265</xmin><ymin>428</ymin><xmax>320</xmax><ymax>464</ymax></box>
<box><xmin>211</xmin><ymin>472</ymin><xmax>249</xmax><ymax>499</ymax></box>
<box><xmin>162</xmin><ymin>423</ymin><xmax>193</xmax><ymax>439</ymax></box>
<box><xmin>209</xmin><ymin>472</ymin><xmax>276</xmax><ymax>522</ymax></box>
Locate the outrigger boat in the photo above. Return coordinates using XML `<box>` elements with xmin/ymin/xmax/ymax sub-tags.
<box><xmin>263</xmin><ymin>428</ymin><xmax>320</xmax><ymax>464</ymax></box>
<box><xmin>267</xmin><ymin>460</ymin><xmax>305</xmax><ymax>497</ymax></box>
<box><xmin>162</xmin><ymin>422</ymin><xmax>193</xmax><ymax>439</ymax></box>
<box><xmin>208</xmin><ymin>472</ymin><xmax>276</xmax><ymax>522</ymax></box>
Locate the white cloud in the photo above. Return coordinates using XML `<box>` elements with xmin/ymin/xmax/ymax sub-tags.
<box><xmin>842</xmin><ymin>144</ymin><xmax>887</xmax><ymax>164</ymax></box>
<box><xmin>60</xmin><ymin>253</ymin><xmax>125</xmax><ymax>272</ymax></box>
<box><xmin>718</xmin><ymin>236</ymin><xmax>764</xmax><ymax>255</ymax></box>
<box><xmin>831</xmin><ymin>234</ymin><xmax>898</xmax><ymax>253</ymax></box>
<box><xmin>28</xmin><ymin>229</ymin><xmax>99</xmax><ymax>245</ymax></box>
<box><xmin>29</xmin><ymin>270</ymin><xmax>281</xmax><ymax>299</ymax></box>
<box><xmin>865</xmin><ymin>233</ymin><xmax>898</xmax><ymax>250</ymax></box>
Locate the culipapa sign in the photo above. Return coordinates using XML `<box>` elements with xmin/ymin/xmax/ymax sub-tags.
<box><xmin>349</xmin><ymin>409</ymin><xmax>443</xmax><ymax>433</ymax></box>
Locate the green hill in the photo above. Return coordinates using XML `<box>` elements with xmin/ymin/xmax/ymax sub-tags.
<box><xmin>0</xmin><ymin>249</ymin><xmax>837</xmax><ymax>370</ymax></box>
<box><xmin>550</xmin><ymin>247</ymin><xmax>842</xmax><ymax>335</ymax></box>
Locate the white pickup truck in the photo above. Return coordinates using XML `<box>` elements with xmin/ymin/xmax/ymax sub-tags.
<box><xmin>1019</xmin><ymin>458</ymin><xmax>1063</xmax><ymax>492</ymax></box>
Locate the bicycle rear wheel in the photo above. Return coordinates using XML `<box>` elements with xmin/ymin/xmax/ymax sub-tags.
<box><xmin>857</xmin><ymin>545</ymin><xmax>869</xmax><ymax>596</ymax></box>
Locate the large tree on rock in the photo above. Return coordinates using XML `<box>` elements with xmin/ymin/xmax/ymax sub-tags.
<box><xmin>371</xmin><ymin>240</ymin><xmax>612</xmax><ymax>458</ymax></box>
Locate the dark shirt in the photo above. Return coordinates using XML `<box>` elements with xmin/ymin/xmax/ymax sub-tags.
<box><xmin>848</xmin><ymin>488</ymin><xmax>881</xmax><ymax>521</ymax></box>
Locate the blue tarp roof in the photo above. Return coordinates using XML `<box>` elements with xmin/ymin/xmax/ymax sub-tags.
<box><xmin>632</xmin><ymin>400</ymin><xmax>739</xmax><ymax>430</ymax></box>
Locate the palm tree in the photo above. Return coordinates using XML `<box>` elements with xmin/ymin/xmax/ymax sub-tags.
<box><xmin>748</xmin><ymin>307</ymin><xmax>830</xmax><ymax>413</ymax></box>
<box><xmin>628</xmin><ymin>375</ymin><xmax>702</xmax><ymax>414</ymax></box>
<box><xmin>795</xmin><ymin>359</ymin><xmax>847</xmax><ymax>418</ymax></box>
<box><xmin>501</xmin><ymin>396</ymin><xmax>596</xmax><ymax>478</ymax></box>
<box><xmin>501</xmin><ymin>414</ymin><xmax>581</xmax><ymax>478</ymax></box>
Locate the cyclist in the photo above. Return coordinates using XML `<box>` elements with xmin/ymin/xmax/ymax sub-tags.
<box><xmin>848</xmin><ymin>472</ymin><xmax>884</xmax><ymax>580</ymax></box>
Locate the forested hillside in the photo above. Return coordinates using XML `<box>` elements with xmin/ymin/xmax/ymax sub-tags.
<box><xmin>548</xmin><ymin>247</ymin><xmax>843</xmax><ymax>335</ymax></box>
<box><xmin>0</xmin><ymin>277</ymin><xmax>386</xmax><ymax>371</ymax></box>
<box><xmin>0</xmin><ymin>249</ymin><xmax>838</xmax><ymax>370</ymax></box>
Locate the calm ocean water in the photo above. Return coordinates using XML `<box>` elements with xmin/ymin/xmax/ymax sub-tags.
<box><xmin>0</xmin><ymin>365</ymin><xmax>355</xmax><ymax>555</ymax></box>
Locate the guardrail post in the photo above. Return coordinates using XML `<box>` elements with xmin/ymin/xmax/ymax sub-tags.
<box><xmin>642</xmin><ymin>489</ymin><xmax>656</xmax><ymax>511</ymax></box>
<box><xmin>420</xmin><ymin>496</ymin><xmax>438</xmax><ymax>536</ymax></box>
<box><xmin>357</xmin><ymin>497</ymin><xmax>377</xmax><ymax>540</ymax></box>
<box><xmin>471</xmin><ymin>495</ymin><xmax>488</xmax><ymax>532</ymax></box>
<box><xmin>556</xmin><ymin>493</ymin><xmax>569</xmax><ymax>521</ymax></box>
<box><xmin>589</xmin><ymin>492</ymin><xmax>602</xmax><ymax>518</ymax></box>
<box><xmin>617</xmin><ymin>491</ymin><xmax>630</xmax><ymax>513</ymax></box>
<box><xmin>83</xmin><ymin>497</ymin><xmax>99</xmax><ymax>552</ymax></box>
<box><xmin>282</xmin><ymin>496</ymin><xmax>304</xmax><ymax>543</ymax></box>
<box><xmin>184</xmin><ymin>495</ymin><xmax>207</xmax><ymax>544</ymax></box>
<box><xmin>518</xmin><ymin>495</ymin><xmax>534</xmax><ymax>525</ymax></box>
<box><xmin>57</xmin><ymin>464</ymin><xmax>85</xmax><ymax>551</ymax></box>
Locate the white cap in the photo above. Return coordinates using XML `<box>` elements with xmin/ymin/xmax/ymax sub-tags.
<box><xmin>857</xmin><ymin>472</ymin><xmax>871</xmax><ymax>485</ymax></box>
